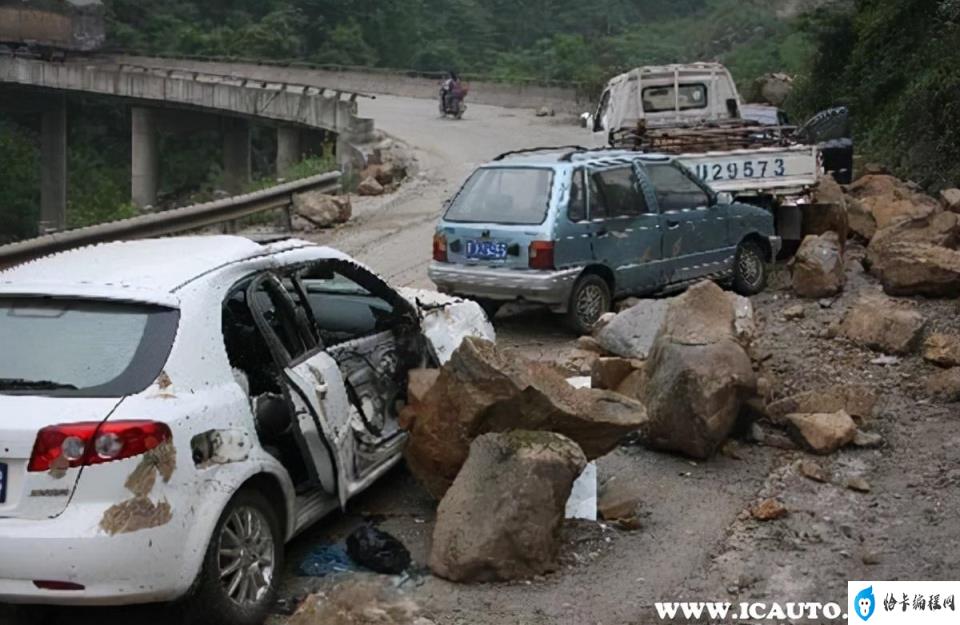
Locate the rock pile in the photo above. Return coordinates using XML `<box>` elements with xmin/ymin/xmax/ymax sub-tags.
<box><xmin>402</xmin><ymin>337</ymin><xmax>647</xmax><ymax>499</ymax></box>
<box><xmin>839</xmin><ymin>173</ymin><xmax>960</xmax><ymax>297</ymax></box>
<box><xmin>292</xmin><ymin>192</ymin><xmax>352</xmax><ymax>230</ymax></box>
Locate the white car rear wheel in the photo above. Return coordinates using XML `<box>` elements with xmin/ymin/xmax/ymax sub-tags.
<box><xmin>188</xmin><ymin>489</ymin><xmax>283</xmax><ymax>625</ymax></box>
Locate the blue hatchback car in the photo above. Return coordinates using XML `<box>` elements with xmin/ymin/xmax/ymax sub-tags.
<box><xmin>428</xmin><ymin>147</ymin><xmax>781</xmax><ymax>333</ymax></box>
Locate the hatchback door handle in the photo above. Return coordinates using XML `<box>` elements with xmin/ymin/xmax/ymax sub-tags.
<box><xmin>666</xmin><ymin>220</ymin><xmax>681</xmax><ymax>229</ymax></box>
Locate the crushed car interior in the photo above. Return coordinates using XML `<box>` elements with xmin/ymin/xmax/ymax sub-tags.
<box><xmin>221</xmin><ymin>259</ymin><xmax>435</xmax><ymax>496</ymax></box>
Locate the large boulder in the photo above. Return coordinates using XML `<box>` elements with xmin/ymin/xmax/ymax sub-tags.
<box><xmin>293</xmin><ymin>192</ymin><xmax>352</xmax><ymax>228</ymax></box>
<box><xmin>879</xmin><ymin>243</ymin><xmax>960</xmax><ymax>298</ymax></box>
<box><xmin>753</xmin><ymin>72</ymin><xmax>794</xmax><ymax>107</ymax></box>
<box><xmin>656</xmin><ymin>281</ymin><xmax>757</xmax><ymax>348</ymax></box>
<box><xmin>593</xmin><ymin>299</ymin><xmax>669</xmax><ymax>359</ymax></box>
<box><xmin>845</xmin><ymin>175</ymin><xmax>942</xmax><ymax>231</ymax></box>
<box><xmin>644</xmin><ymin>340</ymin><xmax>756</xmax><ymax>458</ymax></box>
<box><xmin>840</xmin><ymin>292</ymin><xmax>926</xmax><ymax>354</ymax></box>
<box><xmin>403</xmin><ymin>337</ymin><xmax>646</xmax><ymax>498</ymax></box>
<box><xmin>766</xmin><ymin>384</ymin><xmax>877</xmax><ymax>424</ymax></box>
<box><xmin>940</xmin><ymin>188</ymin><xmax>960</xmax><ymax>213</ymax></box>
<box><xmin>792</xmin><ymin>231</ymin><xmax>845</xmax><ymax>298</ymax></box>
<box><xmin>865</xmin><ymin>212</ymin><xmax>960</xmax><ymax>274</ymax></box>
<box><xmin>924</xmin><ymin>334</ymin><xmax>960</xmax><ymax>368</ymax></box>
<box><xmin>429</xmin><ymin>431</ymin><xmax>586</xmax><ymax>582</ymax></box>
<box><xmin>641</xmin><ymin>282</ymin><xmax>757</xmax><ymax>459</ymax></box>
<box><xmin>784</xmin><ymin>411</ymin><xmax>858</xmax><ymax>455</ymax></box>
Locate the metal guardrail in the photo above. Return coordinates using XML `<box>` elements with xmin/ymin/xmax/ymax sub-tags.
<box><xmin>0</xmin><ymin>171</ymin><xmax>341</xmax><ymax>270</ymax></box>
<box><xmin>104</xmin><ymin>50</ymin><xmax>586</xmax><ymax>90</ymax></box>
<box><xmin>111</xmin><ymin>60</ymin><xmax>378</xmax><ymax>102</ymax></box>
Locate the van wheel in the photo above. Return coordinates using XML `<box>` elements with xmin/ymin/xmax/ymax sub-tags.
<box><xmin>732</xmin><ymin>240</ymin><xmax>768</xmax><ymax>295</ymax></box>
<box><xmin>565</xmin><ymin>274</ymin><xmax>611</xmax><ymax>334</ymax></box>
<box><xmin>188</xmin><ymin>489</ymin><xmax>283</xmax><ymax>625</ymax></box>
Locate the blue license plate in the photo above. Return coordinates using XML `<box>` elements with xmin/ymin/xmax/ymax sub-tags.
<box><xmin>466</xmin><ymin>239</ymin><xmax>508</xmax><ymax>260</ymax></box>
<box><xmin>0</xmin><ymin>463</ymin><xmax>7</xmax><ymax>504</ymax></box>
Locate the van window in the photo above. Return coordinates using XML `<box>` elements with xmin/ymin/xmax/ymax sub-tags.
<box><xmin>445</xmin><ymin>167</ymin><xmax>554</xmax><ymax>225</ymax></box>
<box><xmin>591</xmin><ymin>167</ymin><xmax>649</xmax><ymax>218</ymax></box>
<box><xmin>568</xmin><ymin>169</ymin><xmax>587</xmax><ymax>222</ymax></box>
<box><xmin>642</xmin><ymin>84</ymin><xmax>708</xmax><ymax>113</ymax></box>
<box><xmin>647</xmin><ymin>163</ymin><xmax>711</xmax><ymax>211</ymax></box>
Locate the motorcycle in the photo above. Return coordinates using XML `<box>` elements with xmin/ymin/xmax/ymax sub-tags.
<box><xmin>439</xmin><ymin>82</ymin><xmax>468</xmax><ymax>119</ymax></box>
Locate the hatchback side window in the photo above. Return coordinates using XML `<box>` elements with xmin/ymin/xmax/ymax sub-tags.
<box><xmin>568</xmin><ymin>169</ymin><xmax>587</xmax><ymax>222</ymax></box>
<box><xmin>647</xmin><ymin>163</ymin><xmax>711</xmax><ymax>211</ymax></box>
<box><xmin>594</xmin><ymin>166</ymin><xmax>649</xmax><ymax>217</ymax></box>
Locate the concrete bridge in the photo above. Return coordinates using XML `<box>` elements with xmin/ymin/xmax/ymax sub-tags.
<box><xmin>0</xmin><ymin>54</ymin><xmax>376</xmax><ymax>231</ymax></box>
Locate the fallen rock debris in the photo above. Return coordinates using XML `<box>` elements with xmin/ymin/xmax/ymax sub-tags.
<box><xmin>429</xmin><ymin>431</ymin><xmax>586</xmax><ymax>582</ymax></box>
<box><xmin>750</xmin><ymin>498</ymin><xmax>788</xmax><ymax>521</ymax></box>
<box><xmin>792</xmin><ymin>231</ymin><xmax>846</xmax><ymax>298</ymax></box>
<box><xmin>784</xmin><ymin>411</ymin><xmax>858</xmax><ymax>455</ymax></box>
<box><xmin>642</xmin><ymin>282</ymin><xmax>757</xmax><ymax>459</ymax></box>
<box><xmin>402</xmin><ymin>337</ymin><xmax>646</xmax><ymax>498</ymax></box>
<box><xmin>839</xmin><ymin>291</ymin><xmax>926</xmax><ymax>355</ymax></box>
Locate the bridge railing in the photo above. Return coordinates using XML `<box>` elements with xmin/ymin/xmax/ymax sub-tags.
<box><xmin>0</xmin><ymin>171</ymin><xmax>341</xmax><ymax>270</ymax></box>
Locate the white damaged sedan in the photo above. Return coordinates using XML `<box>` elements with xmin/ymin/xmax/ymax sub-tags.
<box><xmin>0</xmin><ymin>236</ymin><xmax>493</xmax><ymax>624</ymax></box>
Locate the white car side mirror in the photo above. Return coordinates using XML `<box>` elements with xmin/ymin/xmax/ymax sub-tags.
<box><xmin>716</xmin><ymin>192</ymin><xmax>734</xmax><ymax>206</ymax></box>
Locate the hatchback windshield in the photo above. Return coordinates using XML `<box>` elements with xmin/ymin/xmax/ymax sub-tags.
<box><xmin>444</xmin><ymin>167</ymin><xmax>553</xmax><ymax>225</ymax></box>
<box><xmin>0</xmin><ymin>297</ymin><xmax>179</xmax><ymax>397</ymax></box>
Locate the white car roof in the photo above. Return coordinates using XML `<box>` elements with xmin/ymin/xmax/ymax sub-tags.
<box><xmin>0</xmin><ymin>236</ymin><xmax>341</xmax><ymax>302</ymax></box>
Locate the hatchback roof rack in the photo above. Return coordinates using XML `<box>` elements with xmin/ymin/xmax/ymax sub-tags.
<box><xmin>493</xmin><ymin>145</ymin><xmax>588</xmax><ymax>161</ymax></box>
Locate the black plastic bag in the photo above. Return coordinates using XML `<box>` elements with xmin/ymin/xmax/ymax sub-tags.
<box><xmin>346</xmin><ymin>526</ymin><xmax>411</xmax><ymax>575</ymax></box>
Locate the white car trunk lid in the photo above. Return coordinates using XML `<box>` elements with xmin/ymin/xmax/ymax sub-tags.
<box><xmin>0</xmin><ymin>395</ymin><xmax>121</xmax><ymax>520</ymax></box>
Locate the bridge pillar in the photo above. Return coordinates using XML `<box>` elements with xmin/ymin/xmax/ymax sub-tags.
<box><xmin>223</xmin><ymin>118</ymin><xmax>251</xmax><ymax>194</ymax></box>
<box><xmin>40</xmin><ymin>96</ymin><xmax>67</xmax><ymax>233</ymax></box>
<box><xmin>131</xmin><ymin>108</ymin><xmax>159</xmax><ymax>210</ymax></box>
<box><xmin>276</xmin><ymin>126</ymin><xmax>302</xmax><ymax>176</ymax></box>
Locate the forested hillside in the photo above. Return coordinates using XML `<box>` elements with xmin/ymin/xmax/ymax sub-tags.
<box><xmin>794</xmin><ymin>0</ymin><xmax>960</xmax><ymax>188</ymax></box>
<box><xmin>106</xmin><ymin>0</ymin><xmax>815</xmax><ymax>90</ymax></box>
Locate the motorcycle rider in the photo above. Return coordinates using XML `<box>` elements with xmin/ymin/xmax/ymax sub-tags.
<box><xmin>441</xmin><ymin>70</ymin><xmax>460</xmax><ymax>110</ymax></box>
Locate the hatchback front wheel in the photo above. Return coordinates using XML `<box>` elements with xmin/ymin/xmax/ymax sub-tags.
<box><xmin>565</xmin><ymin>274</ymin><xmax>611</xmax><ymax>334</ymax></box>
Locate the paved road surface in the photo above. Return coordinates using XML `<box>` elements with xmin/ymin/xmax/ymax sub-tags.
<box><xmin>314</xmin><ymin>95</ymin><xmax>587</xmax><ymax>289</ymax></box>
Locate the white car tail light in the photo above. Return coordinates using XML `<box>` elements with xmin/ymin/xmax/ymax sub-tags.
<box><xmin>27</xmin><ymin>421</ymin><xmax>172</xmax><ymax>473</ymax></box>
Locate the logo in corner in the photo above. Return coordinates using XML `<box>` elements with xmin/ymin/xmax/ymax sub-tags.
<box><xmin>854</xmin><ymin>586</ymin><xmax>876</xmax><ymax>622</ymax></box>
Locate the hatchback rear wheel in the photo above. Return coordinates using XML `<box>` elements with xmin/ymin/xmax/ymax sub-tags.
<box><xmin>188</xmin><ymin>489</ymin><xmax>282</xmax><ymax>625</ymax></box>
<box><xmin>565</xmin><ymin>274</ymin><xmax>611</xmax><ymax>334</ymax></box>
